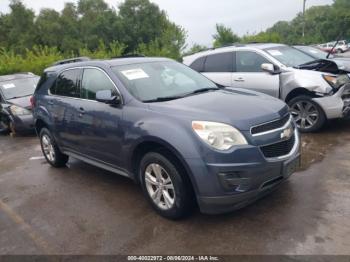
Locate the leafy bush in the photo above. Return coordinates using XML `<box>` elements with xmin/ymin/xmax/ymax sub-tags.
<box><xmin>0</xmin><ymin>46</ymin><xmax>63</xmax><ymax>75</ymax></box>
<box><xmin>0</xmin><ymin>41</ymin><xmax>127</xmax><ymax>76</ymax></box>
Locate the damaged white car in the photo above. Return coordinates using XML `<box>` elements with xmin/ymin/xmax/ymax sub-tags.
<box><xmin>183</xmin><ymin>43</ymin><xmax>350</xmax><ymax>132</ymax></box>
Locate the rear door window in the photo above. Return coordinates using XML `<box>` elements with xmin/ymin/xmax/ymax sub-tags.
<box><xmin>53</xmin><ymin>69</ymin><xmax>81</xmax><ymax>98</ymax></box>
<box><xmin>236</xmin><ymin>51</ymin><xmax>270</xmax><ymax>72</ymax></box>
<box><xmin>203</xmin><ymin>52</ymin><xmax>234</xmax><ymax>72</ymax></box>
<box><xmin>81</xmin><ymin>68</ymin><xmax>117</xmax><ymax>100</ymax></box>
<box><xmin>189</xmin><ymin>56</ymin><xmax>206</xmax><ymax>72</ymax></box>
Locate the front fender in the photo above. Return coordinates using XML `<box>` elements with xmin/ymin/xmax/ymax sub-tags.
<box><xmin>280</xmin><ymin>69</ymin><xmax>332</xmax><ymax>100</ymax></box>
<box><xmin>125</xmin><ymin>116</ymin><xmax>202</xmax><ymax>160</ymax></box>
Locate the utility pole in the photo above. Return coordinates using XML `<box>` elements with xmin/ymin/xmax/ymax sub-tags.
<box><xmin>302</xmin><ymin>0</ymin><xmax>307</xmax><ymax>40</ymax></box>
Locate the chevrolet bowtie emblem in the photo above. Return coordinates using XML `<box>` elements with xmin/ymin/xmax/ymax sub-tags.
<box><xmin>281</xmin><ymin>126</ymin><xmax>293</xmax><ymax>140</ymax></box>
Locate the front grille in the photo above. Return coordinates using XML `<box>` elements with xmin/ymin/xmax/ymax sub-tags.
<box><xmin>251</xmin><ymin>114</ymin><xmax>290</xmax><ymax>135</ymax></box>
<box><xmin>260</xmin><ymin>135</ymin><xmax>295</xmax><ymax>158</ymax></box>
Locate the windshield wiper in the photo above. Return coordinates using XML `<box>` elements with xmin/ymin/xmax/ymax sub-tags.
<box><xmin>189</xmin><ymin>87</ymin><xmax>220</xmax><ymax>94</ymax></box>
<box><xmin>142</xmin><ymin>87</ymin><xmax>220</xmax><ymax>103</ymax></box>
<box><xmin>182</xmin><ymin>87</ymin><xmax>220</xmax><ymax>97</ymax></box>
<box><xmin>296</xmin><ymin>59</ymin><xmax>324</xmax><ymax>68</ymax></box>
<box><xmin>7</xmin><ymin>95</ymin><xmax>30</xmax><ymax>100</ymax></box>
<box><xmin>143</xmin><ymin>95</ymin><xmax>184</xmax><ymax>103</ymax></box>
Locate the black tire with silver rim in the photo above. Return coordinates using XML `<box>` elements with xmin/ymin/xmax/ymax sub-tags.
<box><xmin>140</xmin><ymin>152</ymin><xmax>194</xmax><ymax>219</ymax></box>
<box><xmin>40</xmin><ymin>128</ymin><xmax>69</xmax><ymax>167</ymax></box>
<box><xmin>288</xmin><ymin>95</ymin><xmax>326</xmax><ymax>133</ymax></box>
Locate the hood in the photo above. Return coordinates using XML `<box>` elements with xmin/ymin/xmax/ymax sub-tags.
<box><xmin>148</xmin><ymin>88</ymin><xmax>288</xmax><ymax>131</ymax></box>
<box><xmin>297</xmin><ymin>59</ymin><xmax>350</xmax><ymax>74</ymax></box>
<box><xmin>331</xmin><ymin>57</ymin><xmax>350</xmax><ymax>73</ymax></box>
<box><xmin>6</xmin><ymin>96</ymin><xmax>32</xmax><ymax>110</ymax></box>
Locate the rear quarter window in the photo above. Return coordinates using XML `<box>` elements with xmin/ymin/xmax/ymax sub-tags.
<box><xmin>36</xmin><ymin>72</ymin><xmax>49</xmax><ymax>92</ymax></box>
<box><xmin>189</xmin><ymin>56</ymin><xmax>206</xmax><ymax>72</ymax></box>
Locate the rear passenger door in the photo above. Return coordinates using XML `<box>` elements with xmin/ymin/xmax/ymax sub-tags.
<box><xmin>49</xmin><ymin>68</ymin><xmax>82</xmax><ymax>149</ymax></box>
<box><xmin>202</xmin><ymin>52</ymin><xmax>234</xmax><ymax>87</ymax></box>
<box><xmin>76</xmin><ymin>67</ymin><xmax>124</xmax><ymax>167</ymax></box>
<box><xmin>233</xmin><ymin>51</ymin><xmax>280</xmax><ymax>97</ymax></box>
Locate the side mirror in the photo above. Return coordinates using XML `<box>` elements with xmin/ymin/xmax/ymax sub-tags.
<box><xmin>96</xmin><ymin>90</ymin><xmax>121</xmax><ymax>105</ymax></box>
<box><xmin>261</xmin><ymin>63</ymin><xmax>280</xmax><ymax>74</ymax></box>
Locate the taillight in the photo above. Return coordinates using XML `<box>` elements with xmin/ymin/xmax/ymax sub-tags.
<box><xmin>30</xmin><ymin>96</ymin><xmax>36</xmax><ymax>109</ymax></box>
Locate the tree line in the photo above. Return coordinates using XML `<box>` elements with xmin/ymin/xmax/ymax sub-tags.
<box><xmin>1</xmin><ymin>0</ymin><xmax>350</xmax><ymax>75</ymax></box>
<box><xmin>0</xmin><ymin>0</ymin><xmax>186</xmax><ymax>75</ymax></box>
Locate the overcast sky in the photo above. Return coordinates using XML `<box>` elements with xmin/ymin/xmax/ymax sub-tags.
<box><xmin>0</xmin><ymin>0</ymin><xmax>334</xmax><ymax>47</ymax></box>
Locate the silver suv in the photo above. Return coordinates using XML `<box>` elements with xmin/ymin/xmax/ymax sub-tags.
<box><xmin>183</xmin><ymin>43</ymin><xmax>350</xmax><ymax>132</ymax></box>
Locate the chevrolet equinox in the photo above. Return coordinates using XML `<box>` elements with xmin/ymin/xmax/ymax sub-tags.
<box><xmin>33</xmin><ymin>57</ymin><xmax>300</xmax><ymax>219</ymax></box>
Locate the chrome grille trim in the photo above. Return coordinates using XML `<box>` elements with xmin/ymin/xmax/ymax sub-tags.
<box><xmin>251</xmin><ymin>115</ymin><xmax>293</xmax><ymax>137</ymax></box>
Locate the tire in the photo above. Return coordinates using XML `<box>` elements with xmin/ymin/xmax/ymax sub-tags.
<box><xmin>39</xmin><ymin>128</ymin><xmax>68</xmax><ymax>167</ymax></box>
<box><xmin>0</xmin><ymin>117</ymin><xmax>10</xmax><ymax>134</ymax></box>
<box><xmin>139</xmin><ymin>151</ymin><xmax>194</xmax><ymax>219</ymax></box>
<box><xmin>288</xmin><ymin>95</ymin><xmax>326</xmax><ymax>133</ymax></box>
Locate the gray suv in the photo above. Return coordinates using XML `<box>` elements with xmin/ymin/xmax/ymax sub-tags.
<box><xmin>33</xmin><ymin>57</ymin><xmax>300</xmax><ymax>219</ymax></box>
<box><xmin>183</xmin><ymin>43</ymin><xmax>350</xmax><ymax>132</ymax></box>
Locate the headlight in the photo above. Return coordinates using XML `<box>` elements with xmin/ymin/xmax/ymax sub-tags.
<box><xmin>323</xmin><ymin>74</ymin><xmax>350</xmax><ymax>89</ymax></box>
<box><xmin>9</xmin><ymin>105</ymin><xmax>31</xmax><ymax>115</ymax></box>
<box><xmin>192</xmin><ymin>121</ymin><xmax>247</xmax><ymax>151</ymax></box>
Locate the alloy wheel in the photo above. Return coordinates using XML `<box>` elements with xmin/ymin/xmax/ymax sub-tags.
<box><xmin>42</xmin><ymin>134</ymin><xmax>56</xmax><ymax>162</ymax></box>
<box><xmin>290</xmin><ymin>101</ymin><xmax>319</xmax><ymax>129</ymax></box>
<box><xmin>144</xmin><ymin>163</ymin><xmax>175</xmax><ymax>210</ymax></box>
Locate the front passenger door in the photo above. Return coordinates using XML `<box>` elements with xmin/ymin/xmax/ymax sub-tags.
<box><xmin>233</xmin><ymin>51</ymin><xmax>280</xmax><ymax>97</ymax></box>
<box><xmin>77</xmin><ymin>68</ymin><xmax>124</xmax><ymax>167</ymax></box>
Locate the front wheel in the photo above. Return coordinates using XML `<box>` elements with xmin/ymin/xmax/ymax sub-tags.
<box><xmin>140</xmin><ymin>152</ymin><xmax>194</xmax><ymax>219</ymax></box>
<box><xmin>0</xmin><ymin>117</ymin><xmax>10</xmax><ymax>134</ymax></box>
<box><xmin>288</xmin><ymin>95</ymin><xmax>326</xmax><ymax>133</ymax></box>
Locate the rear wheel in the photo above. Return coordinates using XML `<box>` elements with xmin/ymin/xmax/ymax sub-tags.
<box><xmin>40</xmin><ymin>128</ymin><xmax>68</xmax><ymax>167</ymax></box>
<box><xmin>288</xmin><ymin>95</ymin><xmax>326</xmax><ymax>133</ymax></box>
<box><xmin>140</xmin><ymin>152</ymin><xmax>194</xmax><ymax>219</ymax></box>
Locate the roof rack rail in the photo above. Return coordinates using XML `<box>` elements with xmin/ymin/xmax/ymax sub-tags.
<box><xmin>183</xmin><ymin>43</ymin><xmax>246</xmax><ymax>57</ymax></box>
<box><xmin>112</xmin><ymin>54</ymin><xmax>146</xmax><ymax>59</ymax></box>
<box><xmin>52</xmin><ymin>57</ymin><xmax>91</xmax><ymax>66</ymax></box>
<box><xmin>13</xmin><ymin>72</ymin><xmax>35</xmax><ymax>75</ymax></box>
<box><xmin>215</xmin><ymin>43</ymin><xmax>246</xmax><ymax>49</ymax></box>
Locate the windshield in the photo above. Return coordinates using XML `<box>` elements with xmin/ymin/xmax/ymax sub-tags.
<box><xmin>112</xmin><ymin>61</ymin><xmax>218</xmax><ymax>102</ymax></box>
<box><xmin>264</xmin><ymin>46</ymin><xmax>315</xmax><ymax>67</ymax></box>
<box><xmin>0</xmin><ymin>77</ymin><xmax>39</xmax><ymax>100</ymax></box>
<box><xmin>295</xmin><ymin>46</ymin><xmax>334</xmax><ymax>60</ymax></box>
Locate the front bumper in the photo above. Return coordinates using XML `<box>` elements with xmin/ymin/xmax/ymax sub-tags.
<box><xmin>197</xmin><ymin>153</ymin><xmax>300</xmax><ymax>214</ymax></box>
<box><xmin>313</xmin><ymin>84</ymin><xmax>350</xmax><ymax>119</ymax></box>
<box><xmin>186</xmin><ymin>129</ymin><xmax>301</xmax><ymax>215</ymax></box>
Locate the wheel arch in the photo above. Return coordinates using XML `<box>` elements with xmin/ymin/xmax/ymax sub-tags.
<box><xmin>285</xmin><ymin>88</ymin><xmax>318</xmax><ymax>104</ymax></box>
<box><xmin>130</xmin><ymin>138</ymin><xmax>199</xmax><ymax>196</ymax></box>
<box><xmin>34</xmin><ymin>118</ymin><xmax>49</xmax><ymax>135</ymax></box>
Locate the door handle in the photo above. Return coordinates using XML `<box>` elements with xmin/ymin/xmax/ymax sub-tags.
<box><xmin>234</xmin><ymin>77</ymin><xmax>245</xmax><ymax>82</ymax></box>
<box><xmin>78</xmin><ymin>107</ymin><xmax>85</xmax><ymax>117</ymax></box>
<box><xmin>48</xmin><ymin>100</ymin><xmax>54</xmax><ymax>105</ymax></box>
